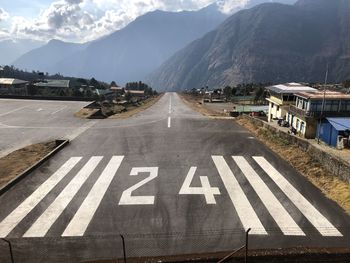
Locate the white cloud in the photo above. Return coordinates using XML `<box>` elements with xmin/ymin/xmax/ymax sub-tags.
<box><xmin>0</xmin><ymin>8</ymin><xmax>10</xmax><ymax>22</ymax></box>
<box><xmin>3</xmin><ymin>0</ymin><xmax>249</xmax><ymax>42</ymax></box>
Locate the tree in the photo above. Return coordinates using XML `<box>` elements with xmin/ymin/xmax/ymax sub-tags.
<box><xmin>223</xmin><ymin>86</ymin><xmax>232</xmax><ymax>100</ymax></box>
<box><xmin>89</xmin><ymin>77</ymin><xmax>100</xmax><ymax>88</ymax></box>
<box><xmin>110</xmin><ymin>81</ymin><xmax>117</xmax><ymax>87</ymax></box>
<box><xmin>343</xmin><ymin>79</ymin><xmax>350</xmax><ymax>89</ymax></box>
<box><xmin>125</xmin><ymin>91</ymin><xmax>132</xmax><ymax>102</ymax></box>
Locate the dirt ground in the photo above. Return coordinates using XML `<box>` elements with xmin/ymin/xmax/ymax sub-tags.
<box><xmin>178</xmin><ymin>93</ymin><xmax>225</xmax><ymax>117</ymax></box>
<box><xmin>83</xmin><ymin>247</ymin><xmax>350</xmax><ymax>263</ymax></box>
<box><xmin>236</xmin><ymin>117</ymin><xmax>350</xmax><ymax>215</ymax></box>
<box><xmin>74</xmin><ymin>108</ymin><xmax>99</xmax><ymax>118</ymax></box>
<box><xmin>0</xmin><ymin>141</ymin><xmax>56</xmax><ymax>188</ymax></box>
<box><xmin>108</xmin><ymin>94</ymin><xmax>164</xmax><ymax>119</ymax></box>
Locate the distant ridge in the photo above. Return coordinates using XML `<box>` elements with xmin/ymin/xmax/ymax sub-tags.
<box><xmin>147</xmin><ymin>0</ymin><xmax>350</xmax><ymax>91</ymax></box>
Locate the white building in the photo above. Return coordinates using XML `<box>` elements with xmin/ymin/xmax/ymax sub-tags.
<box><xmin>265</xmin><ymin>83</ymin><xmax>317</xmax><ymax>122</ymax></box>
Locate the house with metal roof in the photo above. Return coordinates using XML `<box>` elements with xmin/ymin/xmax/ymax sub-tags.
<box><xmin>0</xmin><ymin>78</ymin><xmax>29</xmax><ymax>95</ymax></box>
<box><xmin>265</xmin><ymin>83</ymin><xmax>317</xmax><ymax>122</ymax></box>
<box><xmin>318</xmin><ymin>117</ymin><xmax>350</xmax><ymax>148</ymax></box>
<box><xmin>287</xmin><ymin>91</ymin><xmax>350</xmax><ymax>139</ymax></box>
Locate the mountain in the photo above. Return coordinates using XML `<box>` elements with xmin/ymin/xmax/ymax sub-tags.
<box><xmin>0</xmin><ymin>39</ymin><xmax>44</xmax><ymax>66</ymax></box>
<box><xmin>147</xmin><ymin>0</ymin><xmax>350</xmax><ymax>91</ymax></box>
<box><xmin>13</xmin><ymin>39</ymin><xmax>88</xmax><ymax>73</ymax></box>
<box><xmin>13</xmin><ymin>4</ymin><xmax>227</xmax><ymax>84</ymax></box>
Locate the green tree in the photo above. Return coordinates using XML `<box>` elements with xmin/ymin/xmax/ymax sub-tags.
<box><xmin>125</xmin><ymin>91</ymin><xmax>132</xmax><ymax>102</ymax></box>
<box><xmin>223</xmin><ymin>86</ymin><xmax>232</xmax><ymax>100</ymax></box>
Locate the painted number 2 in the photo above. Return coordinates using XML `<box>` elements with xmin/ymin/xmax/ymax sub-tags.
<box><xmin>119</xmin><ymin>167</ymin><xmax>158</xmax><ymax>205</ymax></box>
<box><xmin>179</xmin><ymin>167</ymin><xmax>220</xmax><ymax>204</ymax></box>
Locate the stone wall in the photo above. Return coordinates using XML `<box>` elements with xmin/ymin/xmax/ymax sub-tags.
<box><xmin>241</xmin><ymin>115</ymin><xmax>350</xmax><ymax>183</ymax></box>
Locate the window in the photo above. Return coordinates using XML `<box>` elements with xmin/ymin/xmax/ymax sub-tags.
<box><xmin>271</xmin><ymin>103</ymin><xmax>274</xmax><ymax>108</ymax></box>
<box><xmin>296</xmin><ymin>119</ymin><xmax>300</xmax><ymax>130</ymax></box>
<box><xmin>301</xmin><ymin>122</ymin><xmax>305</xmax><ymax>133</ymax></box>
<box><xmin>277</xmin><ymin>106</ymin><xmax>280</xmax><ymax>111</ymax></box>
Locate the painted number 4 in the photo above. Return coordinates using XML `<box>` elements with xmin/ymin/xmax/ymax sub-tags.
<box><xmin>179</xmin><ymin>167</ymin><xmax>220</xmax><ymax>204</ymax></box>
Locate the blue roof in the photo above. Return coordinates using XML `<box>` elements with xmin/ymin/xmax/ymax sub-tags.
<box><xmin>326</xmin><ymin>117</ymin><xmax>350</xmax><ymax>131</ymax></box>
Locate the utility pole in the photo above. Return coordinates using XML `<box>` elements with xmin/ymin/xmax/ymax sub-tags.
<box><xmin>317</xmin><ymin>63</ymin><xmax>329</xmax><ymax>143</ymax></box>
<box><xmin>245</xmin><ymin>228</ymin><xmax>251</xmax><ymax>263</ymax></box>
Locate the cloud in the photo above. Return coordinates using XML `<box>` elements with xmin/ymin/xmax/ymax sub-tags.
<box><xmin>4</xmin><ymin>0</ymin><xmax>249</xmax><ymax>42</ymax></box>
<box><xmin>0</xmin><ymin>8</ymin><xmax>10</xmax><ymax>22</ymax></box>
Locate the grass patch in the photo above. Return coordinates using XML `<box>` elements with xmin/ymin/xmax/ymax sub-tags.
<box><xmin>0</xmin><ymin>141</ymin><xmax>57</xmax><ymax>188</ymax></box>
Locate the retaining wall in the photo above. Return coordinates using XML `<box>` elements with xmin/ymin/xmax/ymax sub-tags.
<box><xmin>241</xmin><ymin>115</ymin><xmax>350</xmax><ymax>183</ymax></box>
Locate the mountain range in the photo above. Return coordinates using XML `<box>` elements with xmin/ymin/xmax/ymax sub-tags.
<box><xmin>7</xmin><ymin>0</ymin><xmax>297</xmax><ymax>85</ymax></box>
<box><xmin>0</xmin><ymin>39</ymin><xmax>44</xmax><ymax>66</ymax></box>
<box><xmin>147</xmin><ymin>0</ymin><xmax>350</xmax><ymax>91</ymax></box>
<box><xmin>13</xmin><ymin>4</ymin><xmax>227</xmax><ymax>84</ymax></box>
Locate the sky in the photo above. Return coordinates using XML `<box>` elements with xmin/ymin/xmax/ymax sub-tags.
<box><xmin>0</xmin><ymin>0</ymin><xmax>255</xmax><ymax>43</ymax></box>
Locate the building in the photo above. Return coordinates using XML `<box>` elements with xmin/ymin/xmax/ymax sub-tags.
<box><xmin>318</xmin><ymin>118</ymin><xmax>350</xmax><ymax>148</ymax></box>
<box><xmin>287</xmin><ymin>91</ymin><xmax>350</xmax><ymax>138</ymax></box>
<box><xmin>34</xmin><ymin>79</ymin><xmax>71</xmax><ymax>95</ymax></box>
<box><xmin>265</xmin><ymin>83</ymin><xmax>317</xmax><ymax>122</ymax></box>
<box><xmin>0</xmin><ymin>78</ymin><xmax>28</xmax><ymax>95</ymax></box>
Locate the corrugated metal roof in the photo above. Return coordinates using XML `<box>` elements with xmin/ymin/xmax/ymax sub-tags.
<box><xmin>266</xmin><ymin>83</ymin><xmax>316</xmax><ymax>94</ymax></box>
<box><xmin>327</xmin><ymin>117</ymin><xmax>350</xmax><ymax>131</ymax></box>
<box><xmin>296</xmin><ymin>91</ymin><xmax>350</xmax><ymax>100</ymax></box>
<box><xmin>0</xmin><ymin>78</ymin><xmax>28</xmax><ymax>85</ymax></box>
<box><xmin>34</xmin><ymin>79</ymin><xmax>70</xmax><ymax>88</ymax></box>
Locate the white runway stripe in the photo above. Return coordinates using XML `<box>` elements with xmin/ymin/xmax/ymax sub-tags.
<box><xmin>212</xmin><ymin>156</ymin><xmax>267</xmax><ymax>235</ymax></box>
<box><xmin>0</xmin><ymin>157</ymin><xmax>81</xmax><ymax>238</ymax></box>
<box><xmin>62</xmin><ymin>156</ymin><xmax>124</xmax><ymax>236</ymax></box>
<box><xmin>253</xmin><ymin>156</ymin><xmax>342</xmax><ymax>237</ymax></box>
<box><xmin>168</xmin><ymin>117</ymin><xmax>171</xmax><ymax>128</ymax></box>
<box><xmin>23</xmin><ymin>156</ymin><xmax>103</xmax><ymax>237</ymax></box>
<box><xmin>233</xmin><ymin>156</ymin><xmax>305</xmax><ymax>236</ymax></box>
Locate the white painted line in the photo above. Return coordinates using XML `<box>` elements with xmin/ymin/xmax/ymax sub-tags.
<box><xmin>62</xmin><ymin>156</ymin><xmax>124</xmax><ymax>236</ymax></box>
<box><xmin>23</xmin><ymin>156</ymin><xmax>103</xmax><ymax>237</ymax></box>
<box><xmin>168</xmin><ymin>117</ymin><xmax>171</xmax><ymax>128</ymax></box>
<box><xmin>212</xmin><ymin>156</ymin><xmax>267</xmax><ymax>235</ymax></box>
<box><xmin>66</xmin><ymin>121</ymin><xmax>97</xmax><ymax>141</ymax></box>
<box><xmin>37</xmin><ymin>108</ymin><xmax>43</xmax><ymax>112</ymax></box>
<box><xmin>253</xmin><ymin>156</ymin><xmax>342</xmax><ymax>237</ymax></box>
<box><xmin>168</xmin><ymin>97</ymin><xmax>172</xmax><ymax>114</ymax></box>
<box><xmin>0</xmin><ymin>157</ymin><xmax>81</xmax><ymax>238</ymax></box>
<box><xmin>0</xmin><ymin>106</ymin><xmax>27</xmax><ymax>117</ymax></box>
<box><xmin>51</xmin><ymin>106</ymin><xmax>67</xmax><ymax>115</ymax></box>
<box><xmin>232</xmin><ymin>156</ymin><xmax>305</xmax><ymax>236</ymax></box>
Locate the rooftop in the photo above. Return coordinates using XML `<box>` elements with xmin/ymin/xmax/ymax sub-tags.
<box><xmin>326</xmin><ymin>117</ymin><xmax>350</xmax><ymax>131</ymax></box>
<box><xmin>34</xmin><ymin>79</ymin><xmax>70</xmax><ymax>88</ymax></box>
<box><xmin>125</xmin><ymin>90</ymin><xmax>145</xmax><ymax>94</ymax></box>
<box><xmin>266</xmin><ymin>83</ymin><xmax>317</xmax><ymax>94</ymax></box>
<box><xmin>0</xmin><ymin>78</ymin><xmax>28</xmax><ymax>85</ymax></box>
<box><xmin>295</xmin><ymin>90</ymin><xmax>350</xmax><ymax>100</ymax></box>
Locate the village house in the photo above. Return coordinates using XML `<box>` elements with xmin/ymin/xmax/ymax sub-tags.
<box><xmin>287</xmin><ymin>90</ymin><xmax>350</xmax><ymax>140</ymax></box>
<box><xmin>0</xmin><ymin>78</ymin><xmax>29</xmax><ymax>95</ymax></box>
<box><xmin>265</xmin><ymin>83</ymin><xmax>317</xmax><ymax>122</ymax></box>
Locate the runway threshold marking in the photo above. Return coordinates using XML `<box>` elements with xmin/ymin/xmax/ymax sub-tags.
<box><xmin>51</xmin><ymin>106</ymin><xmax>68</xmax><ymax>115</ymax></box>
<box><xmin>0</xmin><ymin>157</ymin><xmax>82</xmax><ymax>238</ymax></box>
<box><xmin>233</xmin><ymin>156</ymin><xmax>305</xmax><ymax>236</ymax></box>
<box><xmin>24</xmin><ymin>156</ymin><xmax>103</xmax><ymax>237</ymax></box>
<box><xmin>212</xmin><ymin>156</ymin><xmax>267</xmax><ymax>235</ymax></box>
<box><xmin>168</xmin><ymin>117</ymin><xmax>171</xmax><ymax>128</ymax></box>
<box><xmin>62</xmin><ymin>156</ymin><xmax>124</xmax><ymax>236</ymax></box>
<box><xmin>253</xmin><ymin>156</ymin><xmax>342</xmax><ymax>237</ymax></box>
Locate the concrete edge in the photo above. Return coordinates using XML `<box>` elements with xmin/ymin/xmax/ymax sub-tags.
<box><xmin>0</xmin><ymin>139</ymin><xmax>69</xmax><ymax>196</ymax></box>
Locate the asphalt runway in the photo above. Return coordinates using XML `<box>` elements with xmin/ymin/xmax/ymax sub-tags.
<box><xmin>0</xmin><ymin>99</ymin><xmax>94</xmax><ymax>157</ymax></box>
<box><xmin>0</xmin><ymin>93</ymin><xmax>349</xmax><ymax>263</ymax></box>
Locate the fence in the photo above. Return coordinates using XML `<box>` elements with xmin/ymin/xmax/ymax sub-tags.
<box><xmin>1</xmin><ymin>227</ymin><xmax>350</xmax><ymax>263</ymax></box>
